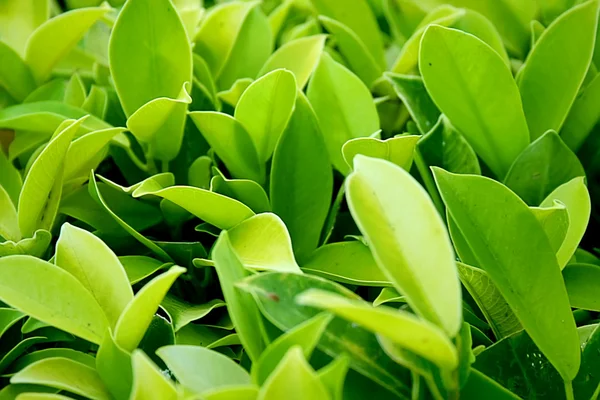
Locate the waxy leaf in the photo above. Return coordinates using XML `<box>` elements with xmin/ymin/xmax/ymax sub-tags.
<box><xmin>252</xmin><ymin>313</ymin><xmax>332</xmax><ymax>385</ymax></box>
<box><xmin>109</xmin><ymin>0</ymin><xmax>192</xmax><ymax>117</ymax></box>
<box><xmin>18</xmin><ymin>117</ymin><xmax>83</xmax><ymax>238</ymax></box>
<box><xmin>540</xmin><ymin>177</ymin><xmax>591</xmax><ymax>269</ymax></box>
<box><xmin>346</xmin><ymin>155</ymin><xmax>462</xmax><ymax>336</ymax></box>
<box><xmin>270</xmin><ymin>93</ymin><xmax>333</xmax><ymax>259</ymax></box>
<box><xmin>307</xmin><ymin>53</ymin><xmax>379</xmax><ymax>175</ymax></box>
<box><xmin>504</xmin><ymin>130</ymin><xmax>585</xmax><ymax>205</ymax></box>
<box><xmin>0</xmin><ymin>41</ymin><xmax>35</xmax><ymax>102</ymax></box>
<box><xmin>114</xmin><ymin>266</ymin><xmax>185</xmax><ymax>352</ymax></box>
<box><xmin>457</xmin><ymin>263</ymin><xmax>521</xmax><ymax>340</ymax></box>
<box><xmin>0</xmin><ymin>150</ymin><xmax>22</xmax><ymax>206</ymax></box>
<box><xmin>298</xmin><ymin>289</ymin><xmax>458</xmax><ymax>370</ymax></box>
<box><xmin>212</xmin><ymin>232</ymin><xmax>266</xmax><ymax>361</ymax></box>
<box><xmin>0</xmin><ymin>256</ymin><xmax>108</xmax><ymax>344</ymax></box>
<box><xmin>130</xmin><ymin>350</ymin><xmax>177</xmax><ymax>400</ymax></box>
<box><xmin>189</xmin><ymin>111</ymin><xmax>264</xmax><ymax>184</ymax></box>
<box><xmin>302</xmin><ymin>241</ymin><xmax>390</xmax><ymax>287</ymax></box>
<box><xmin>433</xmin><ymin>168</ymin><xmax>580</xmax><ymax>381</ymax></box>
<box><xmin>11</xmin><ymin>358</ymin><xmax>111</xmax><ymax>400</ymax></box>
<box><xmin>96</xmin><ymin>331</ymin><xmax>133</xmax><ymax>400</ymax></box>
<box><xmin>563</xmin><ymin>263</ymin><xmax>600</xmax><ymax>311</ymax></box>
<box><xmin>561</xmin><ymin>72</ymin><xmax>600</xmax><ymax>151</ymax></box>
<box><xmin>25</xmin><ymin>5</ymin><xmax>110</xmax><ymax>83</ymax></box>
<box><xmin>259</xmin><ymin>35</ymin><xmax>326</xmax><ymax>89</ymax></box>
<box><xmin>157</xmin><ymin>345</ymin><xmax>251</xmax><ymax>394</ymax></box>
<box><xmin>235</xmin><ymin>69</ymin><xmax>296</xmax><ymax>163</ymax></box>
<box><xmin>342</xmin><ymin>135</ymin><xmax>419</xmax><ymax>172</ymax></box>
<box><xmin>258</xmin><ymin>346</ymin><xmax>331</xmax><ymax>400</ymax></box>
<box><xmin>162</xmin><ymin>296</ymin><xmax>225</xmax><ymax>332</ymax></box>
<box><xmin>518</xmin><ymin>0</ymin><xmax>599</xmax><ymax>140</ymax></box>
<box><xmin>386</xmin><ymin>73</ymin><xmax>440</xmax><ymax>134</ymax></box>
<box><xmin>574</xmin><ymin>324</ymin><xmax>600</xmax><ymax>398</ymax></box>
<box><xmin>453</xmin><ymin>9</ymin><xmax>509</xmax><ymax>64</ymax></box>
<box><xmin>132</xmin><ymin>185</ymin><xmax>254</xmax><ymax>230</ymax></box>
<box><xmin>56</xmin><ymin>223</ymin><xmax>133</xmax><ymax>329</ymax></box>
<box><xmin>210</xmin><ymin>174</ymin><xmax>271</xmax><ymax>214</ymax></box>
<box><xmin>0</xmin><ymin>185</ymin><xmax>20</xmax><ymax>242</ymax></box>
<box><xmin>0</xmin><ymin>229</ymin><xmax>51</xmax><ymax>258</ymax></box>
<box><xmin>420</xmin><ymin>25</ymin><xmax>529</xmax><ymax>178</ymax></box>
<box><xmin>228</xmin><ymin>213</ymin><xmax>301</xmax><ymax>273</ymax></box>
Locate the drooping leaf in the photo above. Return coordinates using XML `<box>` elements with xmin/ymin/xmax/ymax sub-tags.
<box><xmin>346</xmin><ymin>155</ymin><xmax>462</xmax><ymax>336</ymax></box>
<box><xmin>270</xmin><ymin>93</ymin><xmax>333</xmax><ymax>259</ymax></box>
<box><xmin>518</xmin><ymin>0</ymin><xmax>599</xmax><ymax>140</ymax></box>
<box><xmin>420</xmin><ymin>25</ymin><xmax>529</xmax><ymax>178</ymax></box>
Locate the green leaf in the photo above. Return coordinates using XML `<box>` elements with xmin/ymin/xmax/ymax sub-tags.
<box><xmin>212</xmin><ymin>232</ymin><xmax>266</xmax><ymax>362</ymax></box>
<box><xmin>130</xmin><ymin>350</ymin><xmax>177</xmax><ymax>400</ymax></box>
<box><xmin>298</xmin><ymin>289</ymin><xmax>457</xmax><ymax>370</ymax></box>
<box><xmin>195</xmin><ymin>1</ymin><xmax>271</xmax><ymax>90</ymax></box>
<box><xmin>96</xmin><ymin>331</ymin><xmax>132</xmax><ymax>400</ymax></box>
<box><xmin>259</xmin><ymin>35</ymin><xmax>326</xmax><ymax>89</ymax></box>
<box><xmin>239</xmin><ymin>272</ymin><xmax>412</xmax><ymax>398</ymax></box>
<box><xmin>307</xmin><ymin>52</ymin><xmax>379</xmax><ymax>175</ymax></box>
<box><xmin>0</xmin><ymin>255</ymin><xmax>109</xmax><ymax>344</ymax></box>
<box><xmin>0</xmin><ymin>0</ymin><xmax>49</xmax><ymax>57</ymax></box>
<box><xmin>217</xmin><ymin>78</ymin><xmax>253</xmax><ymax>108</ymax></box>
<box><xmin>131</xmin><ymin>185</ymin><xmax>254</xmax><ymax>230</ymax></box>
<box><xmin>343</xmin><ymin>135</ymin><xmax>419</xmax><ymax>172</ymax></box>
<box><xmin>203</xmin><ymin>386</ymin><xmax>259</xmax><ymax>400</ymax></box>
<box><xmin>0</xmin><ymin>229</ymin><xmax>51</xmax><ymax>258</ymax></box>
<box><xmin>64</xmin><ymin>127</ymin><xmax>126</xmax><ymax>183</ymax></box>
<box><xmin>162</xmin><ymin>296</ymin><xmax>225</xmax><ymax>331</ymax></box>
<box><xmin>11</xmin><ymin>358</ymin><xmax>111</xmax><ymax>400</ymax></box>
<box><xmin>457</xmin><ymin>263</ymin><xmax>521</xmax><ymax>340</ymax></box>
<box><xmin>518</xmin><ymin>0</ymin><xmax>599</xmax><ymax>140</ymax></box>
<box><xmin>157</xmin><ymin>345</ymin><xmax>251</xmax><ymax>394</ymax></box>
<box><xmin>310</xmin><ymin>0</ymin><xmax>385</xmax><ymax>69</ymax></box>
<box><xmin>453</xmin><ymin>9</ymin><xmax>510</xmax><ymax>64</ymax></box>
<box><xmin>0</xmin><ymin>184</ymin><xmax>20</xmax><ymax>242</ymax></box>
<box><xmin>346</xmin><ymin>155</ymin><xmax>462</xmax><ymax>336</ymax></box>
<box><xmin>119</xmin><ymin>256</ymin><xmax>167</xmax><ymax>285</ymax></box>
<box><xmin>301</xmin><ymin>241</ymin><xmax>391</xmax><ymax>287</ymax></box>
<box><xmin>114</xmin><ymin>266</ymin><xmax>185</xmax><ymax>352</ymax></box>
<box><xmin>18</xmin><ymin>117</ymin><xmax>83</xmax><ymax>238</ymax></box>
<box><xmin>227</xmin><ymin>213</ymin><xmax>301</xmax><ymax>273</ymax></box>
<box><xmin>433</xmin><ymin>168</ymin><xmax>580</xmax><ymax>381</ymax></box>
<box><xmin>0</xmin><ymin>150</ymin><xmax>22</xmax><ymax>207</ymax></box>
<box><xmin>109</xmin><ymin>0</ymin><xmax>192</xmax><ymax>117</ymax></box>
<box><xmin>540</xmin><ymin>177</ymin><xmax>591</xmax><ymax>269</ymax></box>
<box><xmin>561</xmin><ymin>72</ymin><xmax>600</xmax><ymax>151</ymax></box>
<box><xmin>0</xmin><ymin>41</ymin><xmax>35</xmax><ymax>102</ymax></box>
<box><xmin>252</xmin><ymin>313</ymin><xmax>333</xmax><ymax>385</ymax></box>
<box><xmin>386</xmin><ymin>74</ymin><xmax>440</xmax><ymax>134</ymax></box>
<box><xmin>461</xmin><ymin>369</ymin><xmax>520</xmax><ymax>400</ymax></box>
<box><xmin>504</xmin><ymin>130</ymin><xmax>585</xmax><ymax>205</ymax></box>
<box><xmin>420</xmin><ymin>25</ymin><xmax>529</xmax><ymax>178</ymax></box>
<box><xmin>318</xmin><ymin>16</ymin><xmax>382</xmax><ymax>87</ymax></box>
<box><xmin>473</xmin><ymin>329</ymin><xmax>564</xmax><ymax>399</ymax></box>
<box><xmin>257</xmin><ymin>346</ymin><xmax>331</xmax><ymax>400</ymax></box>
<box><xmin>235</xmin><ymin>69</ymin><xmax>296</xmax><ymax>163</ymax></box>
<box><xmin>563</xmin><ymin>263</ymin><xmax>600</xmax><ymax>312</ymax></box>
<box><xmin>64</xmin><ymin>73</ymin><xmax>86</xmax><ymax>108</ymax></box>
<box><xmin>56</xmin><ymin>224</ymin><xmax>132</xmax><ymax>328</ymax></box>
<box><xmin>373</xmin><ymin>288</ymin><xmax>404</xmax><ymax>307</ymax></box>
<box><xmin>317</xmin><ymin>356</ymin><xmax>350</xmax><ymax>400</ymax></box>
<box><xmin>25</xmin><ymin>5</ymin><xmax>110</xmax><ymax>83</ymax></box>
<box><xmin>270</xmin><ymin>93</ymin><xmax>333</xmax><ymax>259</ymax></box>
<box><xmin>189</xmin><ymin>111</ymin><xmax>264</xmax><ymax>184</ymax></box>
<box><xmin>210</xmin><ymin>174</ymin><xmax>271</xmax><ymax>214</ymax></box>
<box><xmin>126</xmin><ymin>82</ymin><xmax>192</xmax><ymax>162</ymax></box>
<box><xmin>82</xmin><ymin>85</ymin><xmax>109</xmax><ymax>119</ymax></box>
<box><xmin>574</xmin><ymin>324</ymin><xmax>600</xmax><ymax>398</ymax></box>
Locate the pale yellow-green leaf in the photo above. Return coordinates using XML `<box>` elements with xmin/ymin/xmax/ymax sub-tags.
<box><xmin>130</xmin><ymin>350</ymin><xmax>177</xmax><ymax>400</ymax></box>
<box><xmin>342</xmin><ymin>135</ymin><xmax>419</xmax><ymax>171</ymax></box>
<box><xmin>0</xmin><ymin>184</ymin><xmax>20</xmax><ymax>242</ymax></box>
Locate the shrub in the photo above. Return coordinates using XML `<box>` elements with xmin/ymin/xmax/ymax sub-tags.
<box><xmin>0</xmin><ymin>0</ymin><xmax>599</xmax><ymax>399</ymax></box>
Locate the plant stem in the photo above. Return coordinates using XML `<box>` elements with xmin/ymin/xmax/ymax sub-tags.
<box><xmin>564</xmin><ymin>380</ymin><xmax>574</xmax><ymax>400</ymax></box>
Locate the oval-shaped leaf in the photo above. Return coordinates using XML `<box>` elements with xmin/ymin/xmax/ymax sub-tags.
<box><xmin>0</xmin><ymin>41</ymin><xmax>35</xmax><ymax>102</ymax></box>
<box><xmin>420</xmin><ymin>25</ymin><xmax>529</xmax><ymax>178</ymax></box>
<box><xmin>563</xmin><ymin>263</ymin><xmax>600</xmax><ymax>312</ymax></box>
<box><xmin>270</xmin><ymin>93</ymin><xmax>333</xmax><ymax>259</ymax></box>
<box><xmin>307</xmin><ymin>53</ymin><xmax>379</xmax><ymax>175</ymax></box>
<box><xmin>433</xmin><ymin>168</ymin><xmax>580</xmax><ymax>381</ymax></box>
<box><xmin>342</xmin><ymin>135</ymin><xmax>419</xmax><ymax>172</ymax></box>
<box><xmin>561</xmin><ymin>72</ymin><xmax>600</xmax><ymax>151</ymax></box>
<box><xmin>518</xmin><ymin>0</ymin><xmax>599</xmax><ymax>140</ymax></box>
<box><xmin>346</xmin><ymin>155</ymin><xmax>461</xmax><ymax>336</ymax></box>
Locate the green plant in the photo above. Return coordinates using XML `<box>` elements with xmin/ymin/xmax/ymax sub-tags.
<box><xmin>0</xmin><ymin>0</ymin><xmax>599</xmax><ymax>398</ymax></box>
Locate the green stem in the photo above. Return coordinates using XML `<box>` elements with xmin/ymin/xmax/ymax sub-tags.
<box><xmin>592</xmin><ymin>380</ymin><xmax>600</xmax><ymax>400</ymax></box>
<box><xmin>564</xmin><ymin>380</ymin><xmax>574</xmax><ymax>400</ymax></box>
<box><xmin>424</xmin><ymin>375</ymin><xmax>444</xmax><ymax>400</ymax></box>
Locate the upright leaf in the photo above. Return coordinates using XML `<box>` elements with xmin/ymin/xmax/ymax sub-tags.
<box><xmin>56</xmin><ymin>224</ymin><xmax>133</xmax><ymax>329</ymax></box>
<box><xmin>561</xmin><ymin>72</ymin><xmax>600</xmax><ymax>151</ymax></box>
<box><xmin>386</xmin><ymin>73</ymin><xmax>440</xmax><ymax>134</ymax></box>
<box><xmin>518</xmin><ymin>0</ymin><xmax>599</xmax><ymax>140</ymax></box>
<box><xmin>0</xmin><ymin>41</ymin><xmax>35</xmax><ymax>102</ymax></box>
<box><xmin>0</xmin><ymin>185</ymin><xmax>20</xmax><ymax>242</ymax></box>
<box><xmin>420</xmin><ymin>25</ymin><xmax>529</xmax><ymax>178</ymax></box>
<box><xmin>270</xmin><ymin>93</ymin><xmax>333</xmax><ymax>259</ymax></box>
<box><xmin>130</xmin><ymin>350</ymin><xmax>177</xmax><ymax>400</ymax></box>
<box><xmin>346</xmin><ymin>156</ymin><xmax>462</xmax><ymax>336</ymax></box>
<box><xmin>563</xmin><ymin>263</ymin><xmax>600</xmax><ymax>311</ymax></box>
<box><xmin>109</xmin><ymin>0</ymin><xmax>192</xmax><ymax>117</ymax></box>
<box><xmin>342</xmin><ymin>135</ymin><xmax>419</xmax><ymax>172</ymax></box>
<box><xmin>433</xmin><ymin>168</ymin><xmax>580</xmax><ymax>381</ymax></box>
<box><xmin>307</xmin><ymin>53</ymin><xmax>379</xmax><ymax>175</ymax></box>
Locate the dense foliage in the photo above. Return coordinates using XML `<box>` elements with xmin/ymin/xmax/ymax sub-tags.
<box><xmin>0</xmin><ymin>0</ymin><xmax>600</xmax><ymax>398</ymax></box>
